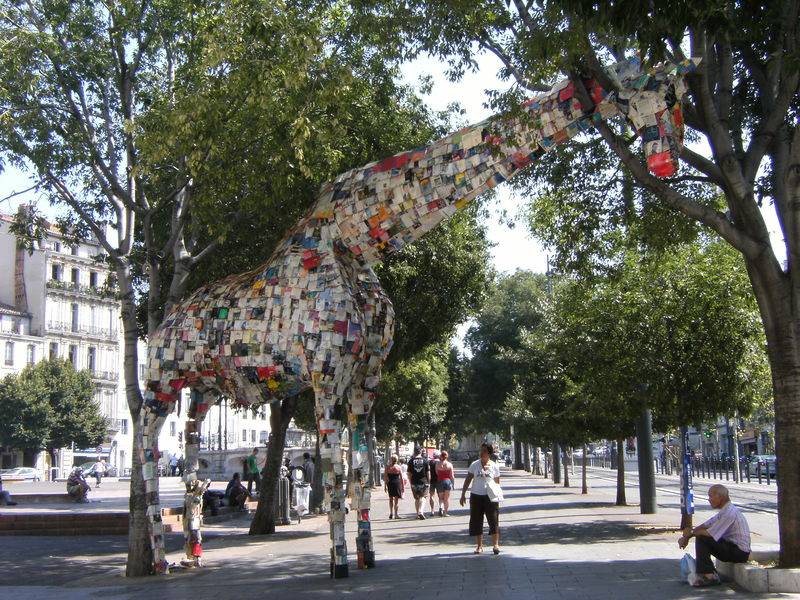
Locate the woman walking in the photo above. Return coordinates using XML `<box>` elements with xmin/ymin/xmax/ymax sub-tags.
<box><xmin>435</xmin><ymin>450</ymin><xmax>456</xmax><ymax>516</ymax></box>
<box><xmin>384</xmin><ymin>455</ymin><xmax>404</xmax><ymax>519</ymax></box>
<box><xmin>460</xmin><ymin>442</ymin><xmax>502</xmax><ymax>554</ymax></box>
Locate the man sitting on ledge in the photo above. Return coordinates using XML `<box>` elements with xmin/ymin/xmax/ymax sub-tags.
<box><xmin>678</xmin><ymin>484</ymin><xmax>751</xmax><ymax>587</ymax></box>
<box><xmin>0</xmin><ymin>472</ymin><xmax>18</xmax><ymax>506</ymax></box>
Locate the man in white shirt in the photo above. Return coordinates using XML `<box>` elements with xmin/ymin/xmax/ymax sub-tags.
<box><xmin>678</xmin><ymin>484</ymin><xmax>751</xmax><ymax>587</ymax></box>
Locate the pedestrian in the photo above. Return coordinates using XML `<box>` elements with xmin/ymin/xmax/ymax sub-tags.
<box><xmin>428</xmin><ymin>450</ymin><xmax>441</xmax><ymax>516</ymax></box>
<box><xmin>177</xmin><ymin>455</ymin><xmax>185</xmax><ymax>477</ymax></box>
<box><xmin>678</xmin><ymin>484</ymin><xmax>751</xmax><ymax>587</ymax></box>
<box><xmin>92</xmin><ymin>458</ymin><xmax>105</xmax><ymax>487</ymax></box>
<box><xmin>408</xmin><ymin>445</ymin><xmax>430</xmax><ymax>519</ymax></box>
<box><xmin>67</xmin><ymin>468</ymin><xmax>91</xmax><ymax>502</ymax></box>
<box><xmin>0</xmin><ymin>471</ymin><xmax>17</xmax><ymax>506</ymax></box>
<box><xmin>246</xmin><ymin>448</ymin><xmax>261</xmax><ymax>496</ymax></box>
<box><xmin>225</xmin><ymin>472</ymin><xmax>249</xmax><ymax>509</ymax></box>
<box><xmin>170</xmin><ymin>454</ymin><xmax>178</xmax><ymax>476</ymax></box>
<box><xmin>399</xmin><ymin>457</ymin><xmax>408</xmax><ymax>489</ymax></box>
<box><xmin>384</xmin><ymin>454</ymin><xmax>404</xmax><ymax>519</ymax></box>
<box><xmin>460</xmin><ymin>442</ymin><xmax>502</xmax><ymax>555</ymax></box>
<box><xmin>302</xmin><ymin>452</ymin><xmax>315</xmax><ymax>483</ymax></box>
<box><xmin>435</xmin><ymin>450</ymin><xmax>455</xmax><ymax>516</ymax></box>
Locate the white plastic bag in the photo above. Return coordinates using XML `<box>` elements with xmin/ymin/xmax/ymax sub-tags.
<box><xmin>486</xmin><ymin>479</ymin><xmax>504</xmax><ymax>503</ymax></box>
<box><xmin>680</xmin><ymin>553</ymin><xmax>696</xmax><ymax>582</ymax></box>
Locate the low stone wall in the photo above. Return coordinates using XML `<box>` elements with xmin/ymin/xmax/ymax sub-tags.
<box><xmin>716</xmin><ymin>548</ymin><xmax>800</xmax><ymax>593</ymax></box>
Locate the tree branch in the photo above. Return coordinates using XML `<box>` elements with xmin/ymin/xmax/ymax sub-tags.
<box><xmin>477</xmin><ymin>31</ymin><xmax>549</xmax><ymax>92</ymax></box>
<box><xmin>592</xmin><ymin>120</ymin><xmax>762</xmax><ymax>259</ymax></box>
<box><xmin>44</xmin><ymin>172</ymin><xmax>120</xmax><ymax>261</ymax></box>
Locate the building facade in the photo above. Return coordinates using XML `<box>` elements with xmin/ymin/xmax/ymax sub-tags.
<box><xmin>0</xmin><ymin>214</ymin><xmax>176</xmax><ymax>477</ymax></box>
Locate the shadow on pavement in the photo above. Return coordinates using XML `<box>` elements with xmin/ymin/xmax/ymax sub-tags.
<box><xmin>121</xmin><ymin>552</ymin><xmax>777</xmax><ymax>600</ymax></box>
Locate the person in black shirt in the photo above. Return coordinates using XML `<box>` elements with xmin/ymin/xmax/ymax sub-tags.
<box><xmin>428</xmin><ymin>451</ymin><xmax>441</xmax><ymax>516</ymax></box>
<box><xmin>408</xmin><ymin>446</ymin><xmax>430</xmax><ymax>519</ymax></box>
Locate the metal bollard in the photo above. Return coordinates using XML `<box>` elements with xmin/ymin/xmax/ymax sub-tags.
<box><xmin>274</xmin><ymin>472</ymin><xmax>291</xmax><ymax>525</ymax></box>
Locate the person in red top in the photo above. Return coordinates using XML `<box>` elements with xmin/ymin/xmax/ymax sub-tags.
<box><xmin>435</xmin><ymin>450</ymin><xmax>456</xmax><ymax>517</ymax></box>
<box><xmin>383</xmin><ymin>455</ymin><xmax>404</xmax><ymax>519</ymax></box>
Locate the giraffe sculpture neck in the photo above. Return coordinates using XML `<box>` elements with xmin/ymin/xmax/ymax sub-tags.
<box><xmin>306</xmin><ymin>57</ymin><xmax>697</xmax><ymax>269</ymax></box>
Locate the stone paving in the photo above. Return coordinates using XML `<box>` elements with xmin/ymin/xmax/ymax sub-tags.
<box><xmin>0</xmin><ymin>468</ymin><xmax>795</xmax><ymax>600</ymax></box>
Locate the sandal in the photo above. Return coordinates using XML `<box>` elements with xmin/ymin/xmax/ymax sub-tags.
<box><xmin>473</xmin><ymin>547</ymin><xmax>484</xmax><ymax>554</ymax></box>
<box><xmin>493</xmin><ymin>547</ymin><xmax>500</xmax><ymax>555</ymax></box>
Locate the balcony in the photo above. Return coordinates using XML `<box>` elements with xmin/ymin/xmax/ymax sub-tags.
<box><xmin>46</xmin><ymin>320</ymin><xmax>119</xmax><ymax>340</ymax></box>
<box><xmin>46</xmin><ymin>279</ymin><xmax>118</xmax><ymax>301</ymax></box>
<box><xmin>92</xmin><ymin>370</ymin><xmax>119</xmax><ymax>382</ymax></box>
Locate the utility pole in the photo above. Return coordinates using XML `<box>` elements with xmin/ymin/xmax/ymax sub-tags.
<box><xmin>679</xmin><ymin>425</ymin><xmax>694</xmax><ymax>530</ymax></box>
<box><xmin>636</xmin><ymin>408</ymin><xmax>657</xmax><ymax>514</ymax></box>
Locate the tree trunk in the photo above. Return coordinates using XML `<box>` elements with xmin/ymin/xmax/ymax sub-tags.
<box><xmin>249</xmin><ymin>396</ymin><xmax>297</xmax><ymax>535</ymax></box>
<box><xmin>119</xmin><ymin>270</ymin><xmax>151</xmax><ymax>577</ymax></box>
<box><xmin>745</xmin><ymin>254</ymin><xmax>800</xmax><ymax>567</ymax></box>
<box><xmin>126</xmin><ymin>416</ymin><xmax>153</xmax><ymax>575</ymax></box>
<box><xmin>552</xmin><ymin>442</ymin><xmax>561</xmax><ymax>484</ymax></box>
<box><xmin>615</xmin><ymin>438</ymin><xmax>626</xmax><ymax>506</ymax></box>
<box><xmin>563</xmin><ymin>446</ymin><xmax>570</xmax><ymax>488</ymax></box>
<box><xmin>581</xmin><ymin>444</ymin><xmax>588</xmax><ymax>495</ymax></box>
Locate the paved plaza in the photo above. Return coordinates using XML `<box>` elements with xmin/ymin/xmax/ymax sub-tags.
<box><xmin>0</xmin><ymin>468</ymin><xmax>794</xmax><ymax>600</ymax></box>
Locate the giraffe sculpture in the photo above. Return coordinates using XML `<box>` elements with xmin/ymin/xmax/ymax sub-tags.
<box><xmin>141</xmin><ymin>57</ymin><xmax>697</xmax><ymax>576</ymax></box>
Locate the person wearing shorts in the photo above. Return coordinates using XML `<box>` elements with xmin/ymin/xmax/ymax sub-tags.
<box><xmin>408</xmin><ymin>446</ymin><xmax>429</xmax><ymax>519</ymax></box>
<box><xmin>428</xmin><ymin>451</ymin><xmax>440</xmax><ymax>515</ymax></box>
<box><xmin>460</xmin><ymin>442</ymin><xmax>501</xmax><ymax>554</ymax></box>
<box><xmin>435</xmin><ymin>450</ymin><xmax>455</xmax><ymax>516</ymax></box>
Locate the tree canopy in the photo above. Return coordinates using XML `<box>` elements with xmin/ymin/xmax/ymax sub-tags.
<box><xmin>0</xmin><ymin>359</ymin><xmax>106</xmax><ymax>455</ymax></box>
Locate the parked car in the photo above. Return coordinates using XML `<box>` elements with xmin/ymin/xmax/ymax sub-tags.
<box><xmin>0</xmin><ymin>467</ymin><xmax>43</xmax><ymax>481</ymax></box>
<box><xmin>748</xmin><ymin>455</ymin><xmax>777</xmax><ymax>478</ymax></box>
<box><xmin>76</xmin><ymin>461</ymin><xmax>118</xmax><ymax>477</ymax></box>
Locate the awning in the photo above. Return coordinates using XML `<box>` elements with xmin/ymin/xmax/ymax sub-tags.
<box><xmin>74</xmin><ymin>444</ymin><xmax>112</xmax><ymax>456</ymax></box>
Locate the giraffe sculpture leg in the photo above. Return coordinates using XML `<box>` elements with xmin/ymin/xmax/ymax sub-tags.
<box><xmin>180</xmin><ymin>388</ymin><xmax>215</xmax><ymax>568</ymax></box>
<box><xmin>348</xmin><ymin>391</ymin><xmax>376</xmax><ymax>569</ymax></box>
<box><xmin>138</xmin><ymin>388</ymin><xmax>173</xmax><ymax>574</ymax></box>
<box><xmin>316</xmin><ymin>391</ymin><xmax>349</xmax><ymax>578</ymax></box>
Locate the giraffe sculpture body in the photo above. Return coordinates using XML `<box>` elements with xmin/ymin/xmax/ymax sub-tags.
<box><xmin>142</xmin><ymin>57</ymin><xmax>697</xmax><ymax>575</ymax></box>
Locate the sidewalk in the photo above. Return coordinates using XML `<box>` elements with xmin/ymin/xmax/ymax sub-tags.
<box><xmin>0</xmin><ymin>469</ymin><xmax>795</xmax><ymax>600</ymax></box>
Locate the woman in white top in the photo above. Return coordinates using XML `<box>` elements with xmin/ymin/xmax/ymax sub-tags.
<box><xmin>460</xmin><ymin>442</ymin><xmax>501</xmax><ymax>554</ymax></box>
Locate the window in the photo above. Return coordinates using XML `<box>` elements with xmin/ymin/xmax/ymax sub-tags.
<box><xmin>138</xmin><ymin>363</ymin><xmax>146</xmax><ymax>380</ymax></box>
<box><xmin>242</xmin><ymin>429</ymin><xmax>248</xmax><ymax>443</ymax></box>
<box><xmin>53</xmin><ymin>241</ymin><xmax>61</xmax><ymax>253</ymax></box>
<box><xmin>170</xmin><ymin>422</ymin><xmax>176</xmax><ymax>437</ymax></box>
<box><xmin>89</xmin><ymin>271</ymin><xmax>98</xmax><ymax>288</ymax></box>
<box><xmin>71</xmin><ymin>245</ymin><xmax>78</xmax><ymax>256</ymax></box>
<box><xmin>49</xmin><ymin>342</ymin><xmax>59</xmax><ymax>360</ymax></box>
<box><xmin>261</xmin><ymin>408</ymin><xmax>267</xmax><ymax>421</ymax></box>
<box><xmin>120</xmin><ymin>419</ymin><xmax>128</xmax><ymax>435</ymax></box>
<box><xmin>68</xmin><ymin>344</ymin><xmax>78</xmax><ymax>367</ymax></box>
<box><xmin>51</xmin><ymin>263</ymin><xmax>62</xmax><ymax>281</ymax></box>
<box><xmin>71</xmin><ymin>303</ymin><xmax>79</xmax><ymax>332</ymax></box>
<box><xmin>11</xmin><ymin>319</ymin><xmax>20</xmax><ymax>334</ymax></box>
<box><xmin>26</xmin><ymin>344</ymin><xmax>35</xmax><ymax>365</ymax></box>
<box><xmin>87</xmin><ymin>347</ymin><xmax>96</xmax><ymax>372</ymax></box>
<box><xmin>71</xmin><ymin>268</ymin><xmax>80</xmax><ymax>284</ymax></box>
<box><xmin>108</xmin><ymin>308</ymin><xmax>115</xmax><ymax>332</ymax></box>
<box><xmin>4</xmin><ymin>342</ymin><xmax>13</xmax><ymax>366</ymax></box>
<box><xmin>250</xmin><ymin>429</ymin><xmax>256</xmax><ymax>443</ymax></box>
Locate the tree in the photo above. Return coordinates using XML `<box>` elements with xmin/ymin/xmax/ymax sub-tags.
<box><xmin>375</xmin><ymin>343</ymin><xmax>449</xmax><ymax>446</ymax></box>
<box><xmin>462</xmin><ymin>271</ymin><xmax>549</xmax><ymax>436</ymax></box>
<box><xmin>351</xmin><ymin>0</ymin><xmax>800</xmax><ymax>566</ymax></box>
<box><xmin>0</xmin><ymin>359</ymin><xmax>106</xmax><ymax>464</ymax></box>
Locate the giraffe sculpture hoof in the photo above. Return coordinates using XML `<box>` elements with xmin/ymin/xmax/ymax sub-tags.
<box><xmin>364</xmin><ymin>550</ymin><xmax>376</xmax><ymax>568</ymax></box>
<box><xmin>332</xmin><ymin>563</ymin><xmax>349</xmax><ymax>579</ymax></box>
